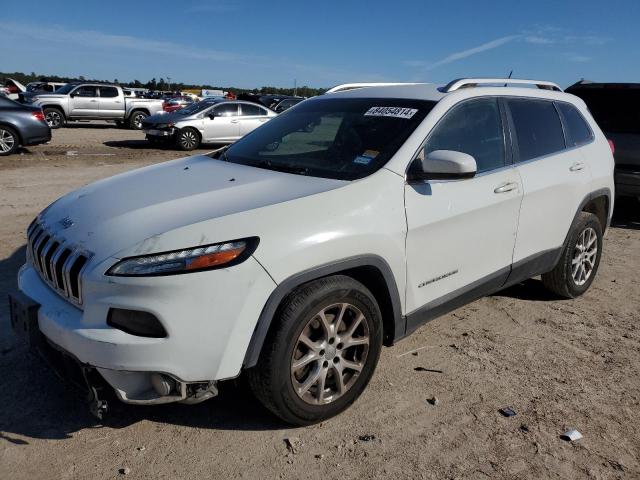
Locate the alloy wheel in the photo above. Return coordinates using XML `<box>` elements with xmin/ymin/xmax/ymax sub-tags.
<box><xmin>133</xmin><ymin>113</ymin><xmax>146</xmax><ymax>129</ymax></box>
<box><xmin>180</xmin><ymin>130</ymin><xmax>198</xmax><ymax>149</ymax></box>
<box><xmin>290</xmin><ymin>302</ymin><xmax>370</xmax><ymax>405</ymax></box>
<box><xmin>572</xmin><ymin>226</ymin><xmax>598</xmax><ymax>286</ymax></box>
<box><xmin>0</xmin><ymin>128</ymin><xmax>16</xmax><ymax>153</ymax></box>
<box><xmin>45</xmin><ymin>111</ymin><xmax>61</xmax><ymax>127</ymax></box>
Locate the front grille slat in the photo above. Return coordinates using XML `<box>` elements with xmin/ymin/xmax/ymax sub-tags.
<box><xmin>27</xmin><ymin>219</ymin><xmax>91</xmax><ymax>307</ymax></box>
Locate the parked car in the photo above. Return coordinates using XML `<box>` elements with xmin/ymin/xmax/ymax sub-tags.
<box><xmin>0</xmin><ymin>96</ymin><xmax>50</xmax><ymax>155</ymax></box>
<box><xmin>162</xmin><ymin>96</ymin><xmax>195</xmax><ymax>113</ymax></box>
<box><xmin>143</xmin><ymin>99</ymin><xmax>276</xmax><ymax>150</ymax></box>
<box><xmin>2</xmin><ymin>78</ymin><xmax>27</xmax><ymax>100</ymax></box>
<box><xmin>25</xmin><ymin>82</ymin><xmax>67</xmax><ymax>93</ymax></box>
<box><xmin>271</xmin><ymin>96</ymin><xmax>305</xmax><ymax>113</ymax></box>
<box><xmin>9</xmin><ymin>78</ymin><xmax>614</xmax><ymax>425</ymax></box>
<box><xmin>566</xmin><ymin>81</ymin><xmax>640</xmax><ymax>199</ymax></box>
<box><xmin>23</xmin><ymin>83</ymin><xmax>164</xmax><ymax>129</ymax></box>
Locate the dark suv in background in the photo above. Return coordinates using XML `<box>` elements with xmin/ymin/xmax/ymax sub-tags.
<box><xmin>566</xmin><ymin>81</ymin><xmax>640</xmax><ymax>199</ymax></box>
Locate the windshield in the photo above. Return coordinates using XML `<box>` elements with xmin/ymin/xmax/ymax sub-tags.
<box><xmin>221</xmin><ymin>98</ymin><xmax>435</xmax><ymax>180</ymax></box>
<box><xmin>177</xmin><ymin>99</ymin><xmax>220</xmax><ymax>115</ymax></box>
<box><xmin>53</xmin><ymin>83</ymin><xmax>77</xmax><ymax>95</ymax></box>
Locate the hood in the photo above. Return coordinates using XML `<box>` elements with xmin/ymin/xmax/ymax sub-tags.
<box><xmin>39</xmin><ymin>155</ymin><xmax>347</xmax><ymax>261</ymax></box>
<box><xmin>145</xmin><ymin>110</ymin><xmax>192</xmax><ymax>124</ymax></box>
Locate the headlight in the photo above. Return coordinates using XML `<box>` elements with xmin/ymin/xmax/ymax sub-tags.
<box><xmin>106</xmin><ymin>238</ymin><xmax>259</xmax><ymax>277</ymax></box>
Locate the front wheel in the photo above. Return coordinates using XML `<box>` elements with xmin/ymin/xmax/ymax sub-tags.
<box><xmin>175</xmin><ymin>128</ymin><xmax>200</xmax><ymax>150</ymax></box>
<box><xmin>542</xmin><ymin>212</ymin><xmax>603</xmax><ymax>298</ymax></box>
<box><xmin>247</xmin><ymin>275</ymin><xmax>383</xmax><ymax>425</ymax></box>
<box><xmin>43</xmin><ymin>108</ymin><xmax>65</xmax><ymax>129</ymax></box>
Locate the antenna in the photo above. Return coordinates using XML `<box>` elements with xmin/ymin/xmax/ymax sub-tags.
<box><xmin>504</xmin><ymin>70</ymin><xmax>513</xmax><ymax>87</ymax></box>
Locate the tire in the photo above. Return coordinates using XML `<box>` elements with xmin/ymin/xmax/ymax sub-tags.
<box><xmin>0</xmin><ymin>125</ymin><xmax>19</xmax><ymax>156</ymax></box>
<box><xmin>542</xmin><ymin>212</ymin><xmax>603</xmax><ymax>298</ymax></box>
<box><xmin>128</xmin><ymin>110</ymin><xmax>148</xmax><ymax>130</ymax></box>
<box><xmin>43</xmin><ymin>108</ymin><xmax>65</xmax><ymax>129</ymax></box>
<box><xmin>247</xmin><ymin>275</ymin><xmax>383</xmax><ymax>425</ymax></box>
<box><xmin>175</xmin><ymin>128</ymin><xmax>200</xmax><ymax>151</ymax></box>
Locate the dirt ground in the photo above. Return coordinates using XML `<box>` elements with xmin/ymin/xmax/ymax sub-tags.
<box><xmin>1</xmin><ymin>123</ymin><xmax>639</xmax><ymax>480</ymax></box>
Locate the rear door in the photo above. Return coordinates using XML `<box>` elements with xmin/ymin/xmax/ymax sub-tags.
<box><xmin>98</xmin><ymin>86</ymin><xmax>124</xmax><ymax>118</ymax></box>
<box><xmin>202</xmin><ymin>103</ymin><xmax>239</xmax><ymax>142</ymax></box>
<box><xmin>508</xmin><ymin>98</ymin><xmax>592</xmax><ymax>265</ymax></box>
<box><xmin>239</xmin><ymin>103</ymin><xmax>270</xmax><ymax>136</ymax></box>
<box><xmin>70</xmin><ymin>85</ymin><xmax>100</xmax><ymax>117</ymax></box>
<box><xmin>404</xmin><ymin>97</ymin><xmax>522</xmax><ymax>328</ymax></box>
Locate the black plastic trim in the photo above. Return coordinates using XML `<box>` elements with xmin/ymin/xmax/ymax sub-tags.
<box><xmin>243</xmin><ymin>255</ymin><xmax>403</xmax><ymax>368</ymax></box>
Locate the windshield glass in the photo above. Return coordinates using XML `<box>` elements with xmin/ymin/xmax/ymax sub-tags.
<box><xmin>221</xmin><ymin>98</ymin><xmax>435</xmax><ymax>180</ymax></box>
<box><xmin>54</xmin><ymin>83</ymin><xmax>76</xmax><ymax>95</ymax></box>
<box><xmin>177</xmin><ymin>99</ymin><xmax>220</xmax><ymax>115</ymax></box>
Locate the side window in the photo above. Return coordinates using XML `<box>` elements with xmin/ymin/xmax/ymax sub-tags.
<box><xmin>425</xmin><ymin>98</ymin><xmax>505</xmax><ymax>173</ymax></box>
<box><xmin>74</xmin><ymin>86</ymin><xmax>97</xmax><ymax>97</ymax></box>
<box><xmin>241</xmin><ymin>103</ymin><xmax>267</xmax><ymax>116</ymax></box>
<box><xmin>557</xmin><ymin>102</ymin><xmax>593</xmax><ymax>147</ymax></box>
<box><xmin>507</xmin><ymin>99</ymin><xmax>565</xmax><ymax>161</ymax></box>
<box><xmin>99</xmin><ymin>87</ymin><xmax>119</xmax><ymax>98</ymax></box>
<box><xmin>213</xmin><ymin>103</ymin><xmax>238</xmax><ymax>117</ymax></box>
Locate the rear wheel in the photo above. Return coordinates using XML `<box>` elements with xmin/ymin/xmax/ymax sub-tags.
<box><xmin>128</xmin><ymin>111</ymin><xmax>148</xmax><ymax>130</ymax></box>
<box><xmin>176</xmin><ymin>128</ymin><xmax>200</xmax><ymax>150</ymax></box>
<box><xmin>0</xmin><ymin>126</ymin><xmax>19</xmax><ymax>156</ymax></box>
<box><xmin>43</xmin><ymin>108</ymin><xmax>65</xmax><ymax>129</ymax></box>
<box><xmin>247</xmin><ymin>275</ymin><xmax>383</xmax><ymax>425</ymax></box>
<box><xmin>542</xmin><ymin>212</ymin><xmax>603</xmax><ymax>298</ymax></box>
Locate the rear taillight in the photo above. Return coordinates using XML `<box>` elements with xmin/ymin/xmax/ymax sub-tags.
<box><xmin>162</xmin><ymin>101</ymin><xmax>170</xmax><ymax>112</ymax></box>
<box><xmin>32</xmin><ymin>111</ymin><xmax>45</xmax><ymax>122</ymax></box>
<box><xmin>608</xmin><ymin>139</ymin><xmax>615</xmax><ymax>154</ymax></box>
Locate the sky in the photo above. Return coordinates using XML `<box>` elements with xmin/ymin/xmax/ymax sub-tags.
<box><xmin>2</xmin><ymin>0</ymin><xmax>639</xmax><ymax>89</ymax></box>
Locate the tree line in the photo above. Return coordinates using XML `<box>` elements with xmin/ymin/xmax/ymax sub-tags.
<box><xmin>1</xmin><ymin>71</ymin><xmax>327</xmax><ymax>97</ymax></box>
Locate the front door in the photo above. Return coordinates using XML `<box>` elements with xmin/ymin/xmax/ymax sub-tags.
<box><xmin>69</xmin><ymin>85</ymin><xmax>100</xmax><ymax>117</ymax></box>
<box><xmin>203</xmin><ymin>103</ymin><xmax>240</xmax><ymax>143</ymax></box>
<box><xmin>404</xmin><ymin>97</ymin><xmax>522</xmax><ymax>330</ymax></box>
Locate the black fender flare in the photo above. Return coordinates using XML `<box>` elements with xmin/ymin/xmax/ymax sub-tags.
<box><xmin>243</xmin><ymin>255</ymin><xmax>404</xmax><ymax>369</ymax></box>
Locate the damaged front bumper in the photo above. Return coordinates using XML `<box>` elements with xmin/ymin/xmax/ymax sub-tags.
<box><xmin>8</xmin><ymin>288</ymin><xmax>218</xmax><ymax>419</ymax></box>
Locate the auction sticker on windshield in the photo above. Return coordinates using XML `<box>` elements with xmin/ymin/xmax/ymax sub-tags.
<box><xmin>364</xmin><ymin>106</ymin><xmax>418</xmax><ymax>119</ymax></box>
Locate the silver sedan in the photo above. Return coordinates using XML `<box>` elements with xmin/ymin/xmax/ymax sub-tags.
<box><xmin>142</xmin><ymin>99</ymin><xmax>277</xmax><ymax>150</ymax></box>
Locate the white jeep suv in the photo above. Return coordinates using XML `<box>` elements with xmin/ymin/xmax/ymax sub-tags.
<box><xmin>9</xmin><ymin>78</ymin><xmax>614</xmax><ymax>425</ymax></box>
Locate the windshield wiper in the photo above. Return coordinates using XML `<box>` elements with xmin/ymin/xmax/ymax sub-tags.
<box><xmin>255</xmin><ymin>160</ymin><xmax>309</xmax><ymax>176</ymax></box>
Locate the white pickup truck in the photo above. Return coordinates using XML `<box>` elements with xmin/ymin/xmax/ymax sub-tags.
<box><xmin>23</xmin><ymin>82</ymin><xmax>164</xmax><ymax>130</ymax></box>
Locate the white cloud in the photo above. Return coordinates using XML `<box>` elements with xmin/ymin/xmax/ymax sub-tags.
<box><xmin>417</xmin><ymin>35</ymin><xmax>521</xmax><ymax>71</ymax></box>
<box><xmin>568</xmin><ymin>55</ymin><xmax>592</xmax><ymax>63</ymax></box>
<box><xmin>525</xmin><ymin>36</ymin><xmax>555</xmax><ymax>45</ymax></box>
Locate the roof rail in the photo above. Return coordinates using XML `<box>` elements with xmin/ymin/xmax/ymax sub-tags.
<box><xmin>442</xmin><ymin>78</ymin><xmax>563</xmax><ymax>93</ymax></box>
<box><xmin>325</xmin><ymin>82</ymin><xmax>426</xmax><ymax>94</ymax></box>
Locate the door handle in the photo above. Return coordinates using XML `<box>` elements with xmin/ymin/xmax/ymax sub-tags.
<box><xmin>569</xmin><ymin>162</ymin><xmax>585</xmax><ymax>172</ymax></box>
<box><xmin>230</xmin><ymin>119</ymin><xmax>239</xmax><ymax>124</ymax></box>
<box><xmin>494</xmin><ymin>182</ymin><xmax>518</xmax><ymax>194</ymax></box>
<box><xmin>89</xmin><ymin>100</ymin><xmax>98</xmax><ymax>103</ymax></box>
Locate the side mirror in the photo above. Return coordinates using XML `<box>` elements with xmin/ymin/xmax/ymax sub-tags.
<box><xmin>208</xmin><ymin>113</ymin><xmax>216</xmax><ymax>119</ymax></box>
<box><xmin>409</xmin><ymin>149</ymin><xmax>477</xmax><ymax>181</ymax></box>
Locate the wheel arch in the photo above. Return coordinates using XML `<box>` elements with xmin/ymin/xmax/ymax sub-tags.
<box><xmin>243</xmin><ymin>255</ymin><xmax>404</xmax><ymax>369</ymax></box>
<box><xmin>581</xmin><ymin>191</ymin><xmax>610</xmax><ymax>232</ymax></box>
<box><xmin>0</xmin><ymin>121</ymin><xmax>22</xmax><ymax>145</ymax></box>
<box><xmin>128</xmin><ymin>107</ymin><xmax>150</xmax><ymax>118</ymax></box>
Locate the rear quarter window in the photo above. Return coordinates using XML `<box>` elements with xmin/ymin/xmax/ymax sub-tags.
<box><xmin>557</xmin><ymin>102</ymin><xmax>593</xmax><ymax>147</ymax></box>
<box><xmin>508</xmin><ymin>99</ymin><xmax>566</xmax><ymax>161</ymax></box>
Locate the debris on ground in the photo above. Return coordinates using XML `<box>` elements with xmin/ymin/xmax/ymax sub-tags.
<box><xmin>560</xmin><ymin>429</ymin><xmax>583</xmax><ymax>442</ymax></box>
<box><xmin>499</xmin><ymin>407</ymin><xmax>517</xmax><ymax>417</ymax></box>
<box><xmin>427</xmin><ymin>396</ymin><xmax>439</xmax><ymax>406</ymax></box>
<box><xmin>520</xmin><ymin>424</ymin><xmax>529</xmax><ymax>433</ymax></box>
<box><xmin>414</xmin><ymin>367</ymin><xmax>444</xmax><ymax>373</ymax></box>
<box><xmin>284</xmin><ymin>437</ymin><xmax>303</xmax><ymax>454</ymax></box>
<box><xmin>119</xmin><ymin>467</ymin><xmax>130</xmax><ymax>475</ymax></box>
<box><xmin>315</xmin><ymin>454</ymin><xmax>325</xmax><ymax>459</ymax></box>
<box><xmin>358</xmin><ymin>434</ymin><xmax>376</xmax><ymax>442</ymax></box>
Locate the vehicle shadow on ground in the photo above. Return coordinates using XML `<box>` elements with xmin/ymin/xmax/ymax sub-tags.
<box><xmin>0</xmin><ymin>246</ymin><xmax>287</xmax><ymax>444</ymax></box>
<box><xmin>104</xmin><ymin>140</ymin><xmax>224</xmax><ymax>152</ymax></box>
<box><xmin>611</xmin><ymin>197</ymin><xmax>640</xmax><ymax>230</ymax></box>
<box><xmin>64</xmin><ymin>123</ymin><xmax>121</xmax><ymax>130</ymax></box>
